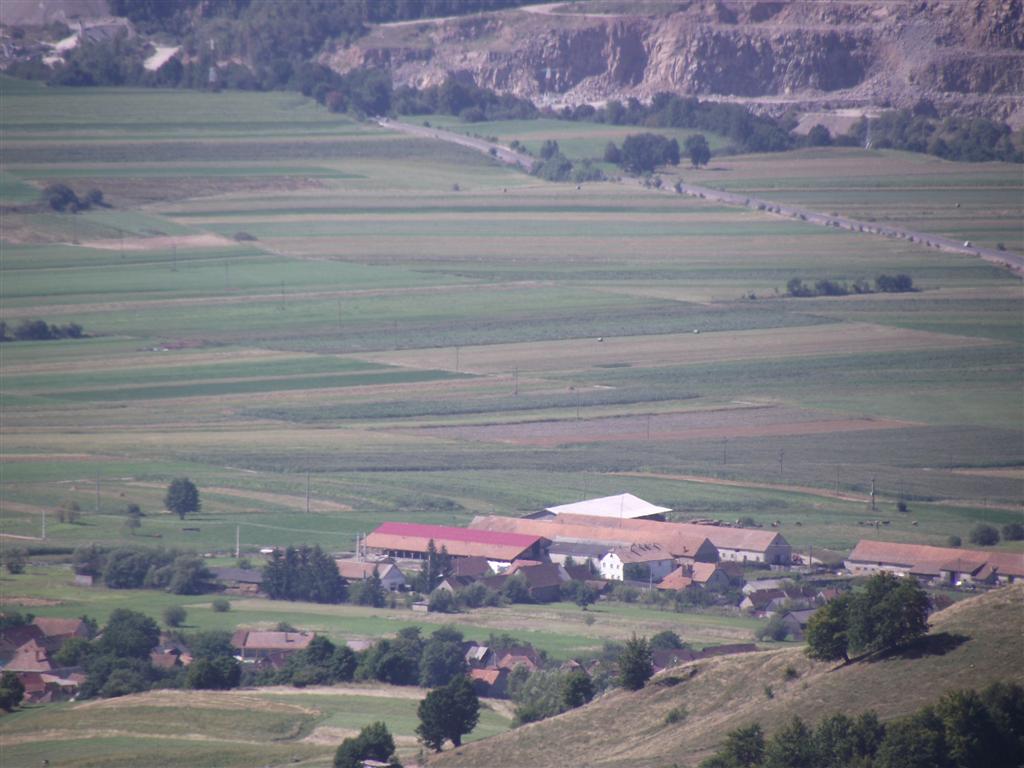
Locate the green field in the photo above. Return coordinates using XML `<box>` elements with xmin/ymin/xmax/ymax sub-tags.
<box><xmin>0</xmin><ymin>72</ymin><xmax>1021</xmax><ymax>768</ymax></box>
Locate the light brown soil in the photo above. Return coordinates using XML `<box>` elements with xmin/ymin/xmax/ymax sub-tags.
<box><xmin>75</xmin><ymin>233</ymin><xmax>237</xmax><ymax>251</ymax></box>
<box><xmin>400</xmin><ymin>405</ymin><xmax>917</xmax><ymax>447</ymax></box>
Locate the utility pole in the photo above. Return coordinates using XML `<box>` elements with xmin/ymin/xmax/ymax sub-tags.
<box><xmin>870</xmin><ymin>476</ymin><xmax>877</xmax><ymax>511</ymax></box>
<box><xmin>777</xmin><ymin>448</ymin><xmax>784</xmax><ymax>476</ymax></box>
<box><xmin>235</xmin><ymin>525</ymin><xmax>240</xmax><ymax>559</ymax></box>
<box><xmin>306</xmin><ymin>471</ymin><xmax>310</xmax><ymax>515</ymax></box>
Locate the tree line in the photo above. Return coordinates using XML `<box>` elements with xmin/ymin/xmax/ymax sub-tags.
<box><xmin>785</xmin><ymin>274</ymin><xmax>914</xmax><ymax>298</ymax></box>
<box><xmin>0</xmin><ymin>319</ymin><xmax>85</xmax><ymax>342</ymax></box>
<box><xmin>700</xmin><ymin>682</ymin><xmax>1024</xmax><ymax>768</ymax></box>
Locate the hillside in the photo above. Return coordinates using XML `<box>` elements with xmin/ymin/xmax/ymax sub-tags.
<box><xmin>434</xmin><ymin>585</ymin><xmax>1024</xmax><ymax>768</ymax></box>
<box><xmin>326</xmin><ymin>0</ymin><xmax>1024</xmax><ymax>126</ymax></box>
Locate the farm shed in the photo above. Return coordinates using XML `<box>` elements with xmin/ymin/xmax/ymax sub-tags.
<box><xmin>470</xmin><ymin>515</ymin><xmax>718</xmax><ymax>564</ymax></box>
<box><xmin>846</xmin><ymin>540</ymin><xmax>1024</xmax><ymax>585</ymax></box>
<box><xmin>556</xmin><ymin>513</ymin><xmax>791</xmax><ymax>565</ymax></box>
<box><xmin>365</xmin><ymin>521</ymin><xmax>549</xmax><ymax>568</ymax></box>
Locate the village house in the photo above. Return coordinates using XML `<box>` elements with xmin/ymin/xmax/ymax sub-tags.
<box><xmin>845</xmin><ymin>539</ymin><xmax>1024</xmax><ymax>586</ymax></box>
<box><xmin>779</xmin><ymin>608</ymin><xmax>818</xmax><ymax>641</ymax></box>
<box><xmin>469</xmin><ymin>667</ymin><xmax>508</xmax><ymax>697</ymax></box>
<box><xmin>335</xmin><ymin>560</ymin><xmax>407</xmax><ymax>592</ymax></box>
<box><xmin>231</xmin><ymin>629</ymin><xmax>314</xmax><ymax>667</ymax></box>
<box><xmin>209</xmin><ymin>566</ymin><xmax>265</xmax><ymax>596</ymax></box>
<box><xmin>494</xmin><ymin>645</ymin><xmax>542</xmax><ymax>673</ymax></box>
<box><xmin>600</xmin><ymin>543</ymin><xmax>676</xmax><ymax>582</ymax></box>
<box><xmin>365</xmin><ymin>521</ymin><xmax>549</xmax><ymax>570</ymax></box>
<box><xmin>31</xmin><ymin>617</ymin><xmax>91</xmax><ymax>642</ymax></box>
<box><xmin>657</xmin><ymin>561</ymin><xmax>736</xmax><ymax>591</ymax></box>
<box><xmin>546</xmin><ymin>540</ymin><xmax>611</xmax><ymax>570</ymax></box>
<box><xmin>481</xmin><ymin>561</ymin><xmax>572</xmax><ymax>602</ymax></box>
<box><xmin>552</xmin><ymin>513</ymin><xmax>792</xmax><ymax>565</ymax></box>
<box><xmin>469</xmin><ymin>515</ymin><xmax>719</xmax><ymax>565</ymax></box>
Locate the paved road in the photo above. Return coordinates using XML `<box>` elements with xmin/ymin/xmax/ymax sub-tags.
<box><xmin>379</xmin><ymin>118</ymin><xmax>1024</xmax><ymax>275</ymax></box>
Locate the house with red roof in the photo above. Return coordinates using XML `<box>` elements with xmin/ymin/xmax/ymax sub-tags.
<box><xmin>231</xmin><ymin>629</ymin><xmax>314</xmax><ymax>667</ymax></box>
<box><xmin>365</xmin><ymin>522</ymin><xmax>549</xmax><ymax>568</ymax></box>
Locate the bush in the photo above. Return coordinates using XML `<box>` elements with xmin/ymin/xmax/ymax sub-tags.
<box><xmin>969</xmin><ymin>523</ymin><xmax>1000</xmax><ymax>547</ymax></box>
<box><xmin>212</xmin><ymin>598</ymin><xmax>231</xmax><ymax>612</ymax></box>
<box><xmin>948</xmin><ymin>535</ymin><xmax>962</xmax><ymax>548</ymax></box>
<box><xmin>665</xmin><ymin>705</ymin><xmax>687</xmax><ymax>724</ymax></box>
<box><xmin>1001</xmin><ymin>523</ymin><xmax>1024</xmax><ymax>541</ymax></box>
<box><xmin>163</xmin><ymin>605</ymin><xmax>187</xmax><ymax>627</ymax></box>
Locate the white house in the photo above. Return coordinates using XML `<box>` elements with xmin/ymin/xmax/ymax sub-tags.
<box><xmin>600</xmin><ymin>543</ymin><xmax>676</xmax><ymax>582</ymax></box>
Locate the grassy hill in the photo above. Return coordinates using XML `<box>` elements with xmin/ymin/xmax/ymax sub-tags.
<box><xmin>434</xmin><ymin>585</ymin><xmax>1024</xmax><ymax>768</ymax></box>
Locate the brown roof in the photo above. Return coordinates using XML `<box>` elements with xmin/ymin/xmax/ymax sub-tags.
<box><xmin>335</xmin><ymin>560</ymin><xmax>402</xmax><ymax>581</ymax></box>
<box><xmin>232</xmin><ymin>630</ymin><xmax>314</xmax><ymax>651</ymax></box>
<box><xmin>657</xmin><ymin>566</ymin><xmax>695</xmax><ymax>591</ymax></box>
<box><xmin>32</xmin><ymin>617</ymin><xmax>88</xmax><ymax>639</ymax></box>
<box><xmin>847</xmin><ymin>540</ymin><xmax>1024</xmax><ymax>578</ymax></box>
<box><xmin>607</xmin><ymin>543</ymin><xmax>673</xmax><ymax>564</ymax></box>
<box><xmin>470</xmin><ymin>515</ymin><xmax>716</xmax><ymax>560</ymax></box>
<box><xmin>469</xmin><ymin>668</ymin><xmax>502</xmax><ymax>685</ymax></box>
<box><xmin>451</xmin><ymin>556</ymin><xmax>493</xmax><ymax>577</ymax></box>
<box><xmin>366</xmin><ymin>522</ymin><xmax>546</xmax><ymax>562</ymax></box>
<box><xmin>5</xmin><ymin>639</ymin><xmax>53</xmax><ymax>672</ymax></box>
<box><xmin>557</xmin><ymin>513</ymin><xmax>787</xmax><ymax>553</ymax></box>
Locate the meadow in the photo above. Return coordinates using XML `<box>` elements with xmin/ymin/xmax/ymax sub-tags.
<box><xmin>0</xmin><ymin>74</ymin><xmax>1021</xmax><ymax>766</ymax></box>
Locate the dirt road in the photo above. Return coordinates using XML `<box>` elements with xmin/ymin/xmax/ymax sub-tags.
<box><xmin>380</xmin><ymin>119</ymin><xmax>1023</xmax><ymax>275</ymax></box>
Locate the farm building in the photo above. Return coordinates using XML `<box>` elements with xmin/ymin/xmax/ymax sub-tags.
<box><xmin>365</xmin><ymin>521</ymin><xmax>548</xmax><ymax>568</ymax></box>
<box><xmin>600</xmin><ymin>543</ymin><xmax>676</xmax><ymax>582</ymax></box>
<box><xmin>547</xmin><ymin>540</ymin><xmax>611</xmax><ymax>569</ymax></box>
<box><xmin>31</xmin><ymin>617</ymin><xmax>91</xmax><ymax>641</ymax></box>
<box><xmin>657</xmin><ymin>561</ymin><xmax>735</xmax><ymax>591</ymax></box>
<box><xmin>530</xmin><ymin>493</ymin><xmax>670</xmax><ymax>521</ymax></box>
<box><xmin>231</xmin><ymin>629</ymin><xmax>314</xmax><ymax>666</ymax></box>
<box><xmin>335</xmin><ymin>560</ymin><xmax>406</xmax><ymax>591</ymax></box>
<box><xmin>469</xmin><ymin>515</ymin><xmax>718</xmax><ymax>564</ymax></box>
<box><xmin>846</xmin><ymin>539</ymin><xmax>1024</xmax><ymax>585</ymax></box>
<box><xmin>555</xmin><ymin>513</ymin><xmax>791</xmax><ymax>565</ymax></box>
<box><xmin>210</xmin><ymin>566</ymin><xmax>264</xmax><ymax>595</ymax></box>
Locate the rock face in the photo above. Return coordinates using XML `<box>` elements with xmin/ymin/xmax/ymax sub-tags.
<box><xmin>323</xmin><ymin>0</ymin><xmax>1024</xmax><ymax>125</ymax></box>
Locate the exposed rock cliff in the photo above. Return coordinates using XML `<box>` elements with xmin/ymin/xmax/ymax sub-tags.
<box><xmin>324</xmin><ymin>0</ymin><xmax>1024</xmax><ymax>125</ymax></box>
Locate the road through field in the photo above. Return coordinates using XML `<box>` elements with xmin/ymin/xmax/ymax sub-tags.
<box><xmin>380</xmin><ymin>119</ymin><xmax>1024</xmax><ymax>274</ymax></box>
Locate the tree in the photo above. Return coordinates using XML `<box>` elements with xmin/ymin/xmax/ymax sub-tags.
<box><xmin>806</xmin><ymin>124</ymin><xmax>833</xmax><ymax>146</ymax></box>
<box><xmin>1001</xmin><ymin>522</ymin><xmax>1024</xmax><ymax>541</ymax></box>
<box><xmin>185</xmin><ymin>656</ymin><xmax>240</xmax><ymax>690</ymax></box>
<box><xmin>805</xmin><ymin>594</ymin><xmax>852</xmax><ymax>662</ymax></box>
<box><xmin>649</xmin><ymin>630</ymin><xmax>685</xmax><ymax>651</ymax></box>
<box><xmin>620</xmin><ymin>132</ymin><xmax>681</xmax><ymax>173</ymax></box>
<box><xmin>164</xmin><ymin>477</ymin><xmax>200</xmax><ymax>520</ymax></box>
<box><xmin>335</xmin><ymin>721</ymin><xmax>400</xmax><ymax>768</ymax></box>
<box><xmin>163</xmin><ymin>605</ymin><xmax>187</xmax><ymax>628</ymax></box>
<box><xmin>167</xmin><ymin>555</ymin><xmax>215</xmax><ymax>595</ymax></box>
<box><xmin>764</xmin><ymin>716</ymin><xmax>817</xmax><ymax>768</ymax></box>
<box><xmin>574</xmin><ymin>582</ymin><xmax>598</xmax><ymax>610</ymax></box>
<box><xmin>603</xmin><ymin>141</ymin><xmax>622</xmax><ymax>163</ymax></box>
<box><xmin>417</xmin><ymin>675</ymin><xmax>480</xmax><ymax>751</ymax></box>
<box><xmin>539</xmin><ymin>139</ymin><xmax>560</xmax><ymax>160</ymax></box>
<box><xmin>684</xmin><ymin>133</ymin><xmax>711</xmax><ymax>167</ymax></box>
<box><xmin>846</xmin><ymin>574</ymin><xmax>930</xmax><ymax>656</ymax></box>
<box><xmin>935</xmin><ymin>688</ymin><xmax>1003</xmax><ymax>768</ymax></box>
<box><xmin>560</xmin><ymin>669</ymin><xmax>594</xmax><ymax>710</ymax></box>
<box><xmin>97</xmin><ymin>608</ymin><xmax>160</xmax><ymax>659</ymax></box>
<box><xmin>876</xmin><ymin>710</ymin><xmax>949</xmax><ymax>768</ymax></box>
<box><xmin>721</xmin><ymin>723</ymin><xmax>766</xmax><ymax>767</ymax></box>
<box><xmin>618</xmin><ymin>633</ymin><xmax>653</xmax><ymax>690</ymax></box>
<box><xmin>969</xmin><ymin>523</ymin><xmax>1000</xmax><ymax>546</ymax></box>
<box><xmin>0</xmin><ymin>672</ymin><xmax>25</xmax><ymax>711</ymax></box>
<box><xmin>419</xmin><ymin>628</ymin><xmax>467</xmax><ymax>687</ymax></box>
<box><xmin>4</xmin><ymin>547</ymin><xmax>26</xmax><ymax>575</ymax></box>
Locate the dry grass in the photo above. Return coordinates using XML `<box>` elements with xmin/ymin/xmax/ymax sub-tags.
<box><xmin>436</xmin><ymin>585</ymin><xmax>1024</xmax><ymax>768</ymax></box>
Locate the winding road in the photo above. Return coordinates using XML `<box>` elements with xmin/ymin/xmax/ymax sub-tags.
<box><xmin>379</xmin><ymin>118</ymin><xmax>1024</xmax><ymax>275</ymax></box>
